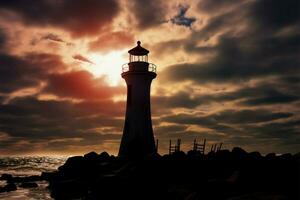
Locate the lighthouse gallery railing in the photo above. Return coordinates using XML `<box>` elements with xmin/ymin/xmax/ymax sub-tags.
<box><xmin>122</xmin><ymin>63</ymin><xmax>157</xmax><ymax>73</ymax></box>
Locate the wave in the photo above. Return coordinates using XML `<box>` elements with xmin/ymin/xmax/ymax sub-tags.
<box><xmin>0</xmin><ymin>156</ymin><xmax>67</xmax><ymax>176</ymax></box>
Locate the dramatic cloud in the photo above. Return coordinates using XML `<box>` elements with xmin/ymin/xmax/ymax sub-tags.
<box><xmin>89</xmin><ymin>31</ymin><xmax>134</xmax><ymax>52</ymax></box>
<box><xmin>0</xmin><ymin>53</ymin><xmax>65</xmax><ymax>94</ymax></box>
<box><xmin>0</xmin><ymin>0</ymin><xmax>120</xmax><ymax>37</ymax></box>
<box><xmin>170</xmin><ymin>5</ymin><xmax>196</xmax><ymax>28</ymax></box>
<box><xmin>45</xmin><ymin>71</ymin><xmax>124</xmax><ymax>100</ymax></box>
<box><xmin>0</xmin><ymin>28</ymin><xmax>6</xmax><ymax>50</ymax></box>
<box><xmin>72</xmin><ymin>54</ymin><xmax>94</xmax><ymax>65</ymax></box>
<box><xmin>0</xmin><ymin>0</ymin><xmax>299</xmax><ymax>155</ymax></box>
<box><xmin>128</xmin><ymin>0</ymin><xmax>167</xmax><ymax>29</ymax></box>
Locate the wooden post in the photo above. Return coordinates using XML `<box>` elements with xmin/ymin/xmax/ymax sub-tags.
<box><xmin>177</xmin><ymin>139</ymin><xmax>181</xmax><ymax>152</ymax></box>
<box><xmin>193</xmin><ymin>139</ymin><xmax>196</xmax><ymax>151</ymax></box>
<box><xmin>218</xmin><ymin>142</ymin><xmax>223</xmax><ymax>151</ymax></box>
<box><xmin>213</xmin><ymin>144</ymin><xmax>217</xmax><ymax>152</ymax></box>
<box><xmin>203</xmin><ymin>139</ymin><xmax>206</xmax><ymax>154</ymax></box>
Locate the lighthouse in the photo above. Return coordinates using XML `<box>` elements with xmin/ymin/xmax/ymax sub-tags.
<box><xmin>118</xmin><ymin>41</ymin><xmax>157</xmax><ymax>158</ymax></box>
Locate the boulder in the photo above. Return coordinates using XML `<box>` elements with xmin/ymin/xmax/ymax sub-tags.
<box><xmin>99</xmin><ymin>151</ymin><xmax>110</xmax><ymax>161</ymax></box>
<box><xmin>265</xmin><ymin>153</ymin><xmax>276</xmax><ymax>159</ymax></box>
<box><xmin>41</xmin><ymin>171</ymin><xmax>57</xmax><ymax>181</ymax></box>
<box><xmin>58</xmin><ymin>156</ymin><xmax>84</xmax><ymax>172</ymax></box>
<box><xmin>215</xmin><ymin>150</ymin><xmax>232</xmax><ymax>160</ymax></box>
<box><xmin>232</xmin><ymin>147</ymin><xmax>248</xmax><ymax>160</ymax></box>
<box><xmin>50</xmin><ymin>179</ymin><xmax>88</xmax><ymax>199</ymax></box>
<box><xmin>0</xmin><ymin>174</ymin><xmax>13</xmax><ymax>181</ymax></box>
<box><xmin>248</xmin><ymin>151</ymin><xmax>262</xmax><ymax>160</ymax></box>
<box><xmin>19</xmin><ymin>182</ymin><xmax>38</xmax><ymax>188</ymax></box>
<box><xmin>278</xmin><ymin>153</ymin><xmax>292</xmax><ymax>160</ymax></box>
<box><xmin>84</xmin><ymin>151</ymin><xmax>98</xmax><ymax>160</ymax></box>
<box><xmin>0</xmin><ymin>183</ymin><xmax>17</xmax><ymax>193</ymax></box>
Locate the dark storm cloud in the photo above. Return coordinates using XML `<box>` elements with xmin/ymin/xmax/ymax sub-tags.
<box><xmin>251</xmin><ymin>0</ymin><xmax>300</xmax><ymax>31</ymax></box>
<box><xmin>0</xmin><ymin>28</ymin><xmax>6</xmax><ymax>50</ymax></box>
<box><xmin>162</xmin><ymin>109</ymin><xmax>293</xmax><ymax>127</ymax></box>
<box><xmin>152</xmin><ymin>91</ymin><xmax>201</xmax><ymax>110</ymax></box>
<box><xmin>0</xmin><ymin>53</ymin><xmax>65</xmax><ymax>93</ymax></box>
<box><xmin>243</xmin><ymin>119</ymin><xmax>300</xmax><ymax>140</ymax></box>
<box><xmin>0</xmin><ymin>96</ymin><xmax>124</xmax><ymax>140</ymax></box>
<box><xmin>152</xmin><ymin>78</ymin><xmax>300</xmax><ymax>113</ymax></box>
<box><xmin>162</xmin><ymin>113</ymin><xmax>241</xmax><ymax>135</ymax></box>
<box><xmin>0</xmin><ymin>0</ymin><xmax>120</xmax><ymax>37</ymax></box>
<box><xmin>216</xmin><ymin>82</ymin><xmax>300</xmax><ymax>106</ymax></box>
<box><xmin>154</xmin><ymin>124</ymin><xmax>188</xmax><ymax>136</ymax></box>
<box><xmin>161</xmin><ymin>0</ymin><xmax>300</xmax><ymax>84</ymax></box>
<box><xmin>170</xmin><ymin>5</ymin><xmax>196</xmax><ymax>28</ymax></box>
<box><xmin>197</xmin><ymin>0</ymin><xmax>245</xmax><ymax>13</ymax></box>
<box><xmin>129</xmin><ymin>0</ymin><xmax>166</xmax><ymax>29</ymax></box>
<box><xmin>209</xmin><ymin>109</ymin><xmax>293</xmax><ymax>124</ymax></box>
<box><xmin>160</xmin><ymin>109</ymin><xmax>298</xmax><ymax>145</ymax></box>
<box><xmin>161</xmin><ymin>34</ymin><xmax>300</xmax><ymax>83</ymax></box>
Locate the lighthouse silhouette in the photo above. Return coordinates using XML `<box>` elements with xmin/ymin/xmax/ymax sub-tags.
<box><xmin>118</xmin><ymin>41</ymin><xmax>157</xmax><ymax>158</ymax></box>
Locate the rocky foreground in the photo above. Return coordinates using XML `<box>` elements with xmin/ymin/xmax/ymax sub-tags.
<box><xmin>1</xmin><ymin>147</ymin><xmax>299</xmax><ymax>200</ymax></box>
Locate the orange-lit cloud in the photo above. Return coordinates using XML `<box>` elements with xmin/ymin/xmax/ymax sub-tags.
<box><xmin>0</xmin><ymin>0</ymin><xmax>299</xmax><ymax>155</ymax></box>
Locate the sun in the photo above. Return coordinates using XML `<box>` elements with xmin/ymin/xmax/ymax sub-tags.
<box><xmin>83</xmin><ymin>50</ymin><xmax>128</xmax><ymax>86</ymax></box>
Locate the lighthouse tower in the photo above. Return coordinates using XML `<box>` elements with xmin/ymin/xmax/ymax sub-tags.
<box><xmin>118</xmin><ymin>41</ymin><xmax>157</xmax><ymax>158</ymax></box>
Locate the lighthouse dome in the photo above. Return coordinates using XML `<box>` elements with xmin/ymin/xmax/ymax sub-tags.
<box><xmin>128</xmin><ymin>41</ymin><xmax>149</xmax><ymax>55</ymax></box>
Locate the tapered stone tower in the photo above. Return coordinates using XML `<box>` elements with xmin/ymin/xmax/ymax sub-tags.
<box><xmin>118</xmin><ymin>41</ymin><xmax>157</xmax><ymax>158</ymax></box>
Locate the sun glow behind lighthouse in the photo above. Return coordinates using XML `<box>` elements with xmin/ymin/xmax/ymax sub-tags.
<box><xmin>85</xmin><ymin>50</ymin><xmax>127</xmax><ymax>86</ymax></box>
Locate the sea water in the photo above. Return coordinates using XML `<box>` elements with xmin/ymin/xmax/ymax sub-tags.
<box><xmin>0</xmin><ymin>156</ymin><xmax>67</xmax><ymax>200</ymax></box>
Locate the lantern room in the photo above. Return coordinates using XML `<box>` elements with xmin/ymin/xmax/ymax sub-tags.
<box><xmin>128</xmin><ymin>41</ymin><xmax>149</xmax><ymax>62</ymax></box>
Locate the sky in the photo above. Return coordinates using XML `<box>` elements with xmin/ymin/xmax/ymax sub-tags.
<box><xmin>0</xmin><ymin>0</ymin><xmax>299</xmax><ymax>156</ymax></box>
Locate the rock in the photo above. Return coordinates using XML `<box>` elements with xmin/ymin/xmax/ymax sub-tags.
<box><xmin>215</xmin><ymin>150</ymin><xmax>232</xmax><ymax>160</ymax></box>
<box><xmin>19</xmin><ymin>182</ymin><xmax>38</xmax><ymax>188</ymax></box>
<box><xmin>41</xmin><ymin>172</ymin><xmax>57</xmax><ymax>181</ymax></box>
<box><xmin>232</xmin><ymin>147</ymin><xmax>248</xmax><ymax>160</ymax></box>
<box><xmin>50</xmin><ymin>179</ymin><xmax>88</xmax><ymax>199</ymax></box>
<box><xmin>278</xmin><ymin>153</ymin><xmax>292</xmax><ymax>160</ymax></box>
<box><xmin>99</xmin><ymin>151</ymin><xmax>110</xmax><ymax>160</ymax></box>
<box><xmin>84</xmin><ymin>151</ymin><xmax>98</xmax><ymax>160</ymax></box>
<box><xmin>0</xmin><ymin>174</ymin><xmax>13</xmax><ymax>181</ymax></box>
<box><xmin>146</xmin><ymin>152</ymin><xmax>161</xmax><ymax>160</ymax></box>
<box><xmin>187</xmin><ymin>150</ymin><xmax>203</xmax><ymax>158</ymax></box>
<box><xmin>248</xmin><ymin>151</ymin><xmax>262</xmax><ymax>160</ymax></box>
<box><xmin>293</xmin><ymin>152</ymin><xmax>300</xmax><ymax>160</ymax></box>
<box><xmin>58</xmin><ymin>156</ymin><xmax>84</xmax><ymax>172</ymax></box>
<box><xmin>171</xmin><ymin>151</ymin><xmax>186</xmax><ymax>159</ymax></box>
<box><xmin>0</xmin><ymin>183</ymin><xmax>17</xmax><ymax>193</ymax></box>
<box><xmin>10</xmin><ymin>175</ymin><xmax>42</xmax><ymax>183</ymax></box>
<box><xmin>265</xmin><ymin>153</ymin><xmax>276</xmax><ymax>159</ymax></box>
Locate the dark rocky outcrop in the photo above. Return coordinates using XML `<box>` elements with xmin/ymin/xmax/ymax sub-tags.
<box><xmin>43</xmin><ymin>149</ymin><xmax>299</xmax><ymax>200</ymax></box>
<box><xmin>1</xmin><ymin>149</ymin><xmax>299</xmax><ymax>199</ymax></box>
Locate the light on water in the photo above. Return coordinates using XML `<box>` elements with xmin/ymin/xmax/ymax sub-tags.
<box><xmin>0</xmin><ymin>156</ymin><xmax>67</xmax><ymax>200</ymax></box>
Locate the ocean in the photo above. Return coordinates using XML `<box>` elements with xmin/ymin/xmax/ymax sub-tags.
<box><xmin>0</xmin><ymin>156</ymin><xmax>67</xmax><ymax>200</ymax></box>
